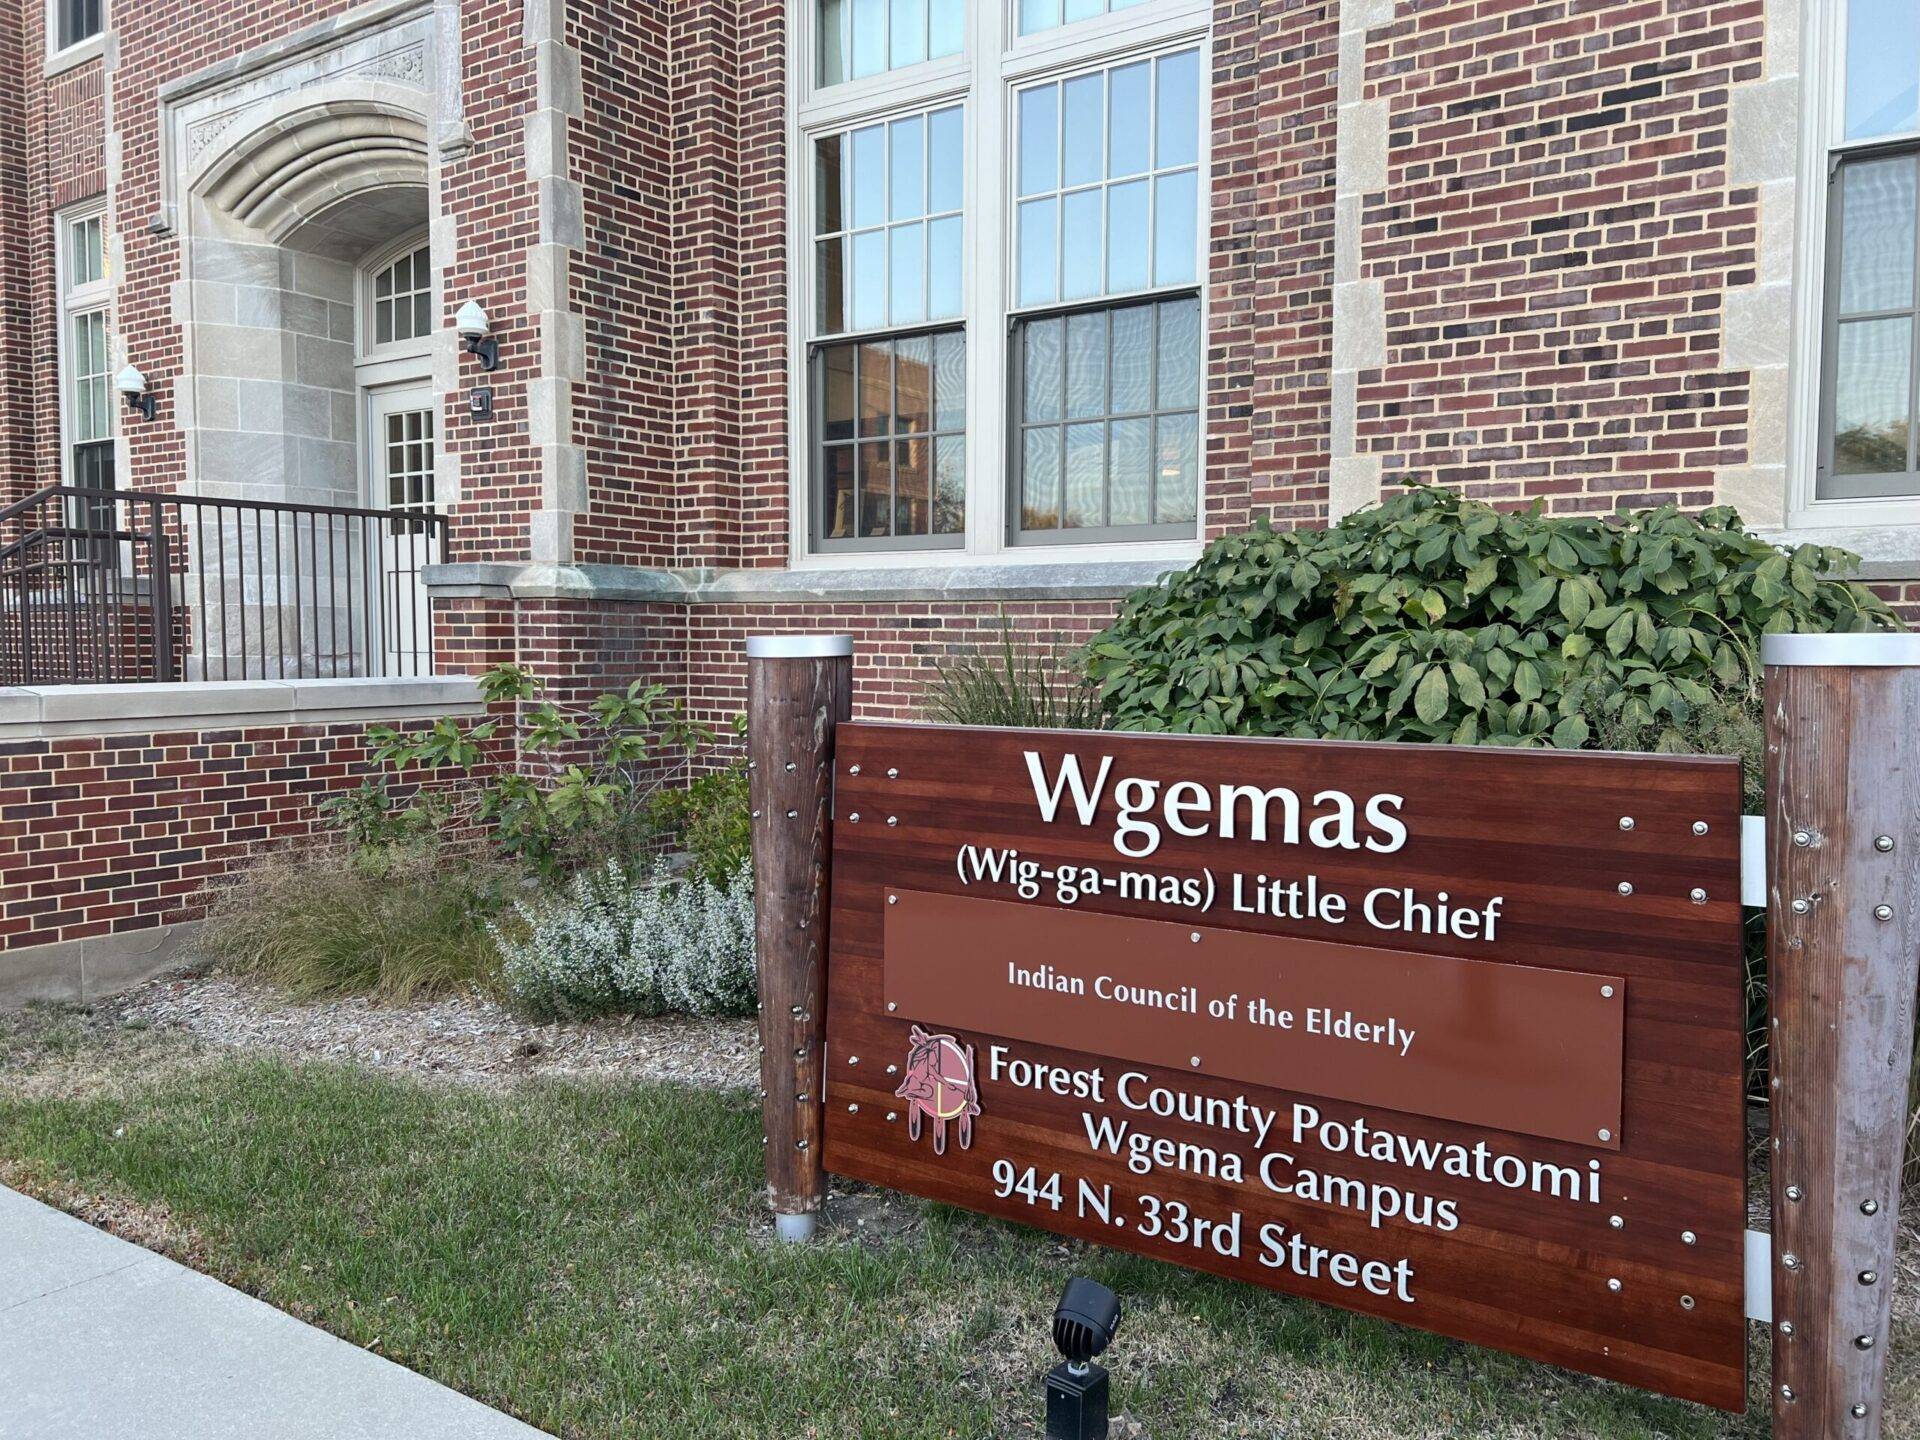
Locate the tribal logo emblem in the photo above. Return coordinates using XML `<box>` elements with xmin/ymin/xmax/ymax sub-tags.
<box><xmin>894</xmin><ymin>1024</ymin><xmax>980</xmax><ymax>1156</ymax></box>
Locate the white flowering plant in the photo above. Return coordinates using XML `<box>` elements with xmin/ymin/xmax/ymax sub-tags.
<box><xmin>493</xmin><ymin>858</ymin><xmax>757</xmax><ymax>1020</ymax></box>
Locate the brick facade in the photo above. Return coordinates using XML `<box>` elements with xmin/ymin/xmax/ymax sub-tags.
<box><xmin>0</xmin><ymin>0</ymin><xmax>1912</xmax><ymax>991</ymax></box>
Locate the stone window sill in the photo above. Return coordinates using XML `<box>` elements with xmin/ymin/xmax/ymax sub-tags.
<box><xmin>1757</xmin><ymin>525</ymin><xmax>1920</xmax><ymax>583</ymax></box>
<box><xmin>0</xmin><ymin>675</ymin><xmax>485</xmax><ymax>741</ymax></box>
<box><xmin>45</xmin><ymin>32</ymin><xmax>105</xmax><ymax>77</ymax></box>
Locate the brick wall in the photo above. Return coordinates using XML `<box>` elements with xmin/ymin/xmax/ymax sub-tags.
<box><xmin>1353</xmin><ymin>0</ymin><xmax>1762</xmax><ymax>514</ymax></box>
<box><xmin>0</xmin><ymin>715</ymin><xmax>466</xmax><ymax>954</ymax></box>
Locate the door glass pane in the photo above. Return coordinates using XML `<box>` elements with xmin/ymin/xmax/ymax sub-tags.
<box><xmin>1832</xmin><ymin>319</ymin><xmax>1914</xmax><ymax>474</ymax></box>
<box><xmin>1844</xmin><ymin>0</ymin><xmax>1920</xmax><ymax>141</ymax></box>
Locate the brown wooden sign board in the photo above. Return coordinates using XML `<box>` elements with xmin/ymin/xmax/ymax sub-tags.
<box><xmin>821</xmin><ymin>723</ymin><xmax>1748</xmax><ymax>1409</ymax></box>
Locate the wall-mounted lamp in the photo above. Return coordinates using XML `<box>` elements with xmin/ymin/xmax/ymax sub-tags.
<box><xmin>455</xmin><ymin>300</ymin><xmax>499</xmax><ymax>372</ymax></box>
<box><xmin>116</xmin><ymin>365</ymin><xmax>156</xmax><ymax>421</ymax></box>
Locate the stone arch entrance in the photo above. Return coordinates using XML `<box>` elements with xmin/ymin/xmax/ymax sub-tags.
<box><xmin>173</xmin><ymin>81</ymin><xmax>443</xmax><ymax>674</ymax></box>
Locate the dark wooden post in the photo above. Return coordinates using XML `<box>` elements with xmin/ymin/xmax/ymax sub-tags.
<box><xmin>1764</xmin><ymin>631</ymin><xmax>1920</xmax><ymax>1436</ymax></box>
<box><xmin>747</xmin><ymin>634</ymin><xmax>854</xmax><ymax>1242</ymax></box>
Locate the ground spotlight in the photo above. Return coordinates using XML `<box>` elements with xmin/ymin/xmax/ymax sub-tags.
<box><xmin>1046</xmin><ymin>1276</ymin><xmax>1121</xmax><ymax>1440</ymax></box>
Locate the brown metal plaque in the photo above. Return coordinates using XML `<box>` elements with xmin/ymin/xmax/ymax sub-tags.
<box><xmin>822</xmin><ymin>723</ymin><xmax>1748</xmax><ymax>1409</ymax></box>
<box><xmin>883</xmin><ymin>889</ymin><xmax>1625</xmax><ymax>1149</ymax></box>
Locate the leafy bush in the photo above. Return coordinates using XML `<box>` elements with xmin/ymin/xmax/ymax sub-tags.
<box><xmin>339</xmin><ymin>666</ymin><xmax>740</xmax><ymax>876</ymax></box>
<box><xmin>923</xmin><ymin>612</ymin><xmax>1105</xmax><ymax>729</ymax></box>
<box><xmin>202</xmin><ymin>848</ymin><xmax>512</xmax><ymax>1002</ymax></box>
<box><xmin>1087</xmin><ymin>485</ymin><xmax>1897</xmax><ymax>741</ymax></box>
<box><xmin>493</xmin><ymin>860</ymin><xmax>757</xmax><ymax>1020</ymax></box>
<box><xmin>648</xmin><ymin>762</ymin><xmax>751</xmax><ymax>885</ymax></box>
<box><xmin>1086</xmin><ymin>485</ymin><xmax>1916</xmax><ymax>1179</ymax></box>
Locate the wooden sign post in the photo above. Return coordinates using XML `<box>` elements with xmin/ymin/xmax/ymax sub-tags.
<box><xmin>1764</xmin><ymin>632</ymin><xmax>1920</xmax><ymax>1437</ymax></box>
<box><xmin>746</xmin><ymin>635</ymin><xmax>853</xmax><ymax>1243</ymax></box>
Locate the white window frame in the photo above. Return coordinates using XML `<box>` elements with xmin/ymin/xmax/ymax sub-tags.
<box><xmin>55</xmin><ymin>200</ymin><xmax>112</xmax><ymax>491</ymax></box>
<box><xmin>786</xmin><ymin>0</ymin><xmax>1211</xmax><ymax>569</ymax></box>
<box><xmin>45</xmin><ymin>0</ymin><xmax>105</xmax><ymax>70</ymax></box>
<box><xmin>355</xmin><ymin>230</ymin><xmax>436</xmax><ymax>382</ymax></box>
<box><xmin>1787</xmin><ymin>0</ymin><xmax>1920</xmax><ymax>531</ymax></box>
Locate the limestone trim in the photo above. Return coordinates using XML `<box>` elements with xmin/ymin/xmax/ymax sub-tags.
<box><xmin>0</xmin><ymin>675</ymin><xmax>485</xmax><ymax>741</ymax></box>
<box><xmin>522</xmin><ymin>0</ymin><xmax>587</xmax><ymax>565</ymax></box>
<box><xmin>1327</xmin><ymin>0</ymin><xmax>1393</xmax><ymax>523</ymax></box>
<box><xmin>422</xmin><ymin>558</ymin><xmax>1185</xmax><ymax>605</ymax></box>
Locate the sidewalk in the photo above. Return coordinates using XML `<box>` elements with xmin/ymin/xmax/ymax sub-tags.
<box><xmin>0</xmin><ymin>1186</ymin><xmax>549</xmax><ymax>1439</ymax></box>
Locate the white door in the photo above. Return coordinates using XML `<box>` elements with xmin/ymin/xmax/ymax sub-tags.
<box><xmin>367</xmin><ymin>387</ymin><xmax>438</xmax><ymax>676</ymax></box>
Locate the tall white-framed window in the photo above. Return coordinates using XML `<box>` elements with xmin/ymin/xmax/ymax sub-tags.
<box><xmin>1793</xmin><ymin>0</ymin><xmax>1920</xmax><ymax>527</ymax></box>
<box><xmin>56</xmin><ymin>203</ymin><xmax>113</xmax><ymax>508</ymax></box>
<box><xmin>790</xmin><ymin>0</ymin><xmax>1210</xmax><ymax>564</ymax></box>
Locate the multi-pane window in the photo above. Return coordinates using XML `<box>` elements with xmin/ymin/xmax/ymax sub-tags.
<box><xmin>818</xmin><ymin>0</ymin><xmax>963</xmax><ymax>85</ymax></box>
<box><xmin>372</xmin><ymin>243</ymin><xmax>432</xmax><ymax>348</ymax></box>
<box><xmin>815</xmin><ymin>107</ymin><xmax>965</xmax><ymax>334</ymax></box>
<box><xmin>54</xmin><ymin>0</ymin><xmax>102</xmax><ymax>52</ymax></box>
<box><xmin>1820</xmin><ymin>2</ymin><xmax>1920</xmax><ymax>501</ymax></box>
<box><xmin>1014</xmin><ymin>296</ymin><xmax>1198</xmax><ymax>535</ymax></box>
<box><xmin>59</xmin><ymin>207</ymin><xmax>112</xmax><ymax>506</ymax></box>
<box><xmin>811</xmin><ymin>106</ymin><xmax>968</xmax><ymax>549</ymax></box>
<box><xmin>798</xmin><ymin>0</ymin><xmax>1208</xmax><ymax>556</ymax></box>
<box><xmin>1008</xmin><ymin>48</ymin><xmax>1202</xmax><ymax>542</ymax></box>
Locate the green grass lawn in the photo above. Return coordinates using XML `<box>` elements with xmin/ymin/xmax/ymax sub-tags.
<box><xmin>1</xmin><ymin>1008</ymin><xmax>1909</xmax><ymax>1440</ymax></box>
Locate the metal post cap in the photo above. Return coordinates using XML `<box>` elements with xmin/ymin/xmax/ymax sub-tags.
<box><xmin>1761</xmin><ymin>632</ymin><xmax>1920</xmax><ymax>668</ymax></box>
<box><xmin>746</xmin><ymin>634</ymin><xmax>855</xmax><ymax>659</ymax></box>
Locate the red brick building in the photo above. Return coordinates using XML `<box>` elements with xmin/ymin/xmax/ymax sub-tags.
<box><xmin>1</xmin><ymin>0</ymin><xmax>1917</xmax><ymax>998</ymax></box>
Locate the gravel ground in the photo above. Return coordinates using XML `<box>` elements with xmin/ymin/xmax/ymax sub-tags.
<box><xmin>104</xmin><ymin>972</ymin><xmax>760</xmax><ymax>1091</ymax></box>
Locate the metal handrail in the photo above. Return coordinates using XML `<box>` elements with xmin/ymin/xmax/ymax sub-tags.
<box><xmin>0</xmin><ymin>485</ymin><xmax>446</xmax><ymax>686</ymax></box>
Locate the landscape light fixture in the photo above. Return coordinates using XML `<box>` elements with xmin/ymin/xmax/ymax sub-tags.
<box><xmin>1046</xmin><ymin>1276</ymin><xmax>1121</xmax><ymax>1440</ymax></box>
<box><xmin>454</xmin><ymin>300</ymin><xmax>499</xmax><ymax>371</ymax></box>
<box><xmin>116</xmin><ymin>365</ymin><xmax>155</xmax><ymax>421</ymax></box>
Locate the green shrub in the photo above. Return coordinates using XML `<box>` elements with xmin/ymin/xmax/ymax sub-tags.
<box><xmin>1087</xmin><ymin>485</ymin><xmax>1897</xmax><ymax>741</ymax></box>
<box><xmin>348</xmin><ymin>667</ymin><xmax>740</xmax><ymax>878</ymax></box>
<box><xmin>492</xmin><ymin>859</ymin><xmax>756</xmax><ymax>1020</ymax></box>
<box><xmin>202</xmin><ymin>847</ymin><xmax>513</xmax><ymax>1002</ymax></box>
<box><xmin>648</xmin><ymin>762</ymin><xmax>750</xmax><ymax>885</ymax></box>
<box><xmin>1085</xmin><ymin>485</ymin><xmax>1914</xmax><ymax>1178</ymax></box>
<box><xmin>923</xmin><ymin>612</ymin><xmax>1105</xmax><ymax>729</ymax></box>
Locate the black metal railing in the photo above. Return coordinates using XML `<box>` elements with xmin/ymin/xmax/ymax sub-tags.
<box><xmin>0</xmin><ymin>485</ymin><xmax>445</xmax><ymax>686</ymax></box>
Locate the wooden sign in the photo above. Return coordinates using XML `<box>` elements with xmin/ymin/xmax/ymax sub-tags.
<box><xmin>820</xmin><ymin>723</ymin><xmax>1748</xmax><ymax>1409</ymax></box>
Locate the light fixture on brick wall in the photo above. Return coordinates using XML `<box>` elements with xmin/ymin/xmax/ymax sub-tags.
<box><xmin>115</xmin><ymin>365</ymin><xmax>155</xmax><ymax>421</ymax></box>
<box><xmin>455</xmin><ymin>301</ymin><xmax>499</xmax><ymax>372</ymax></box>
